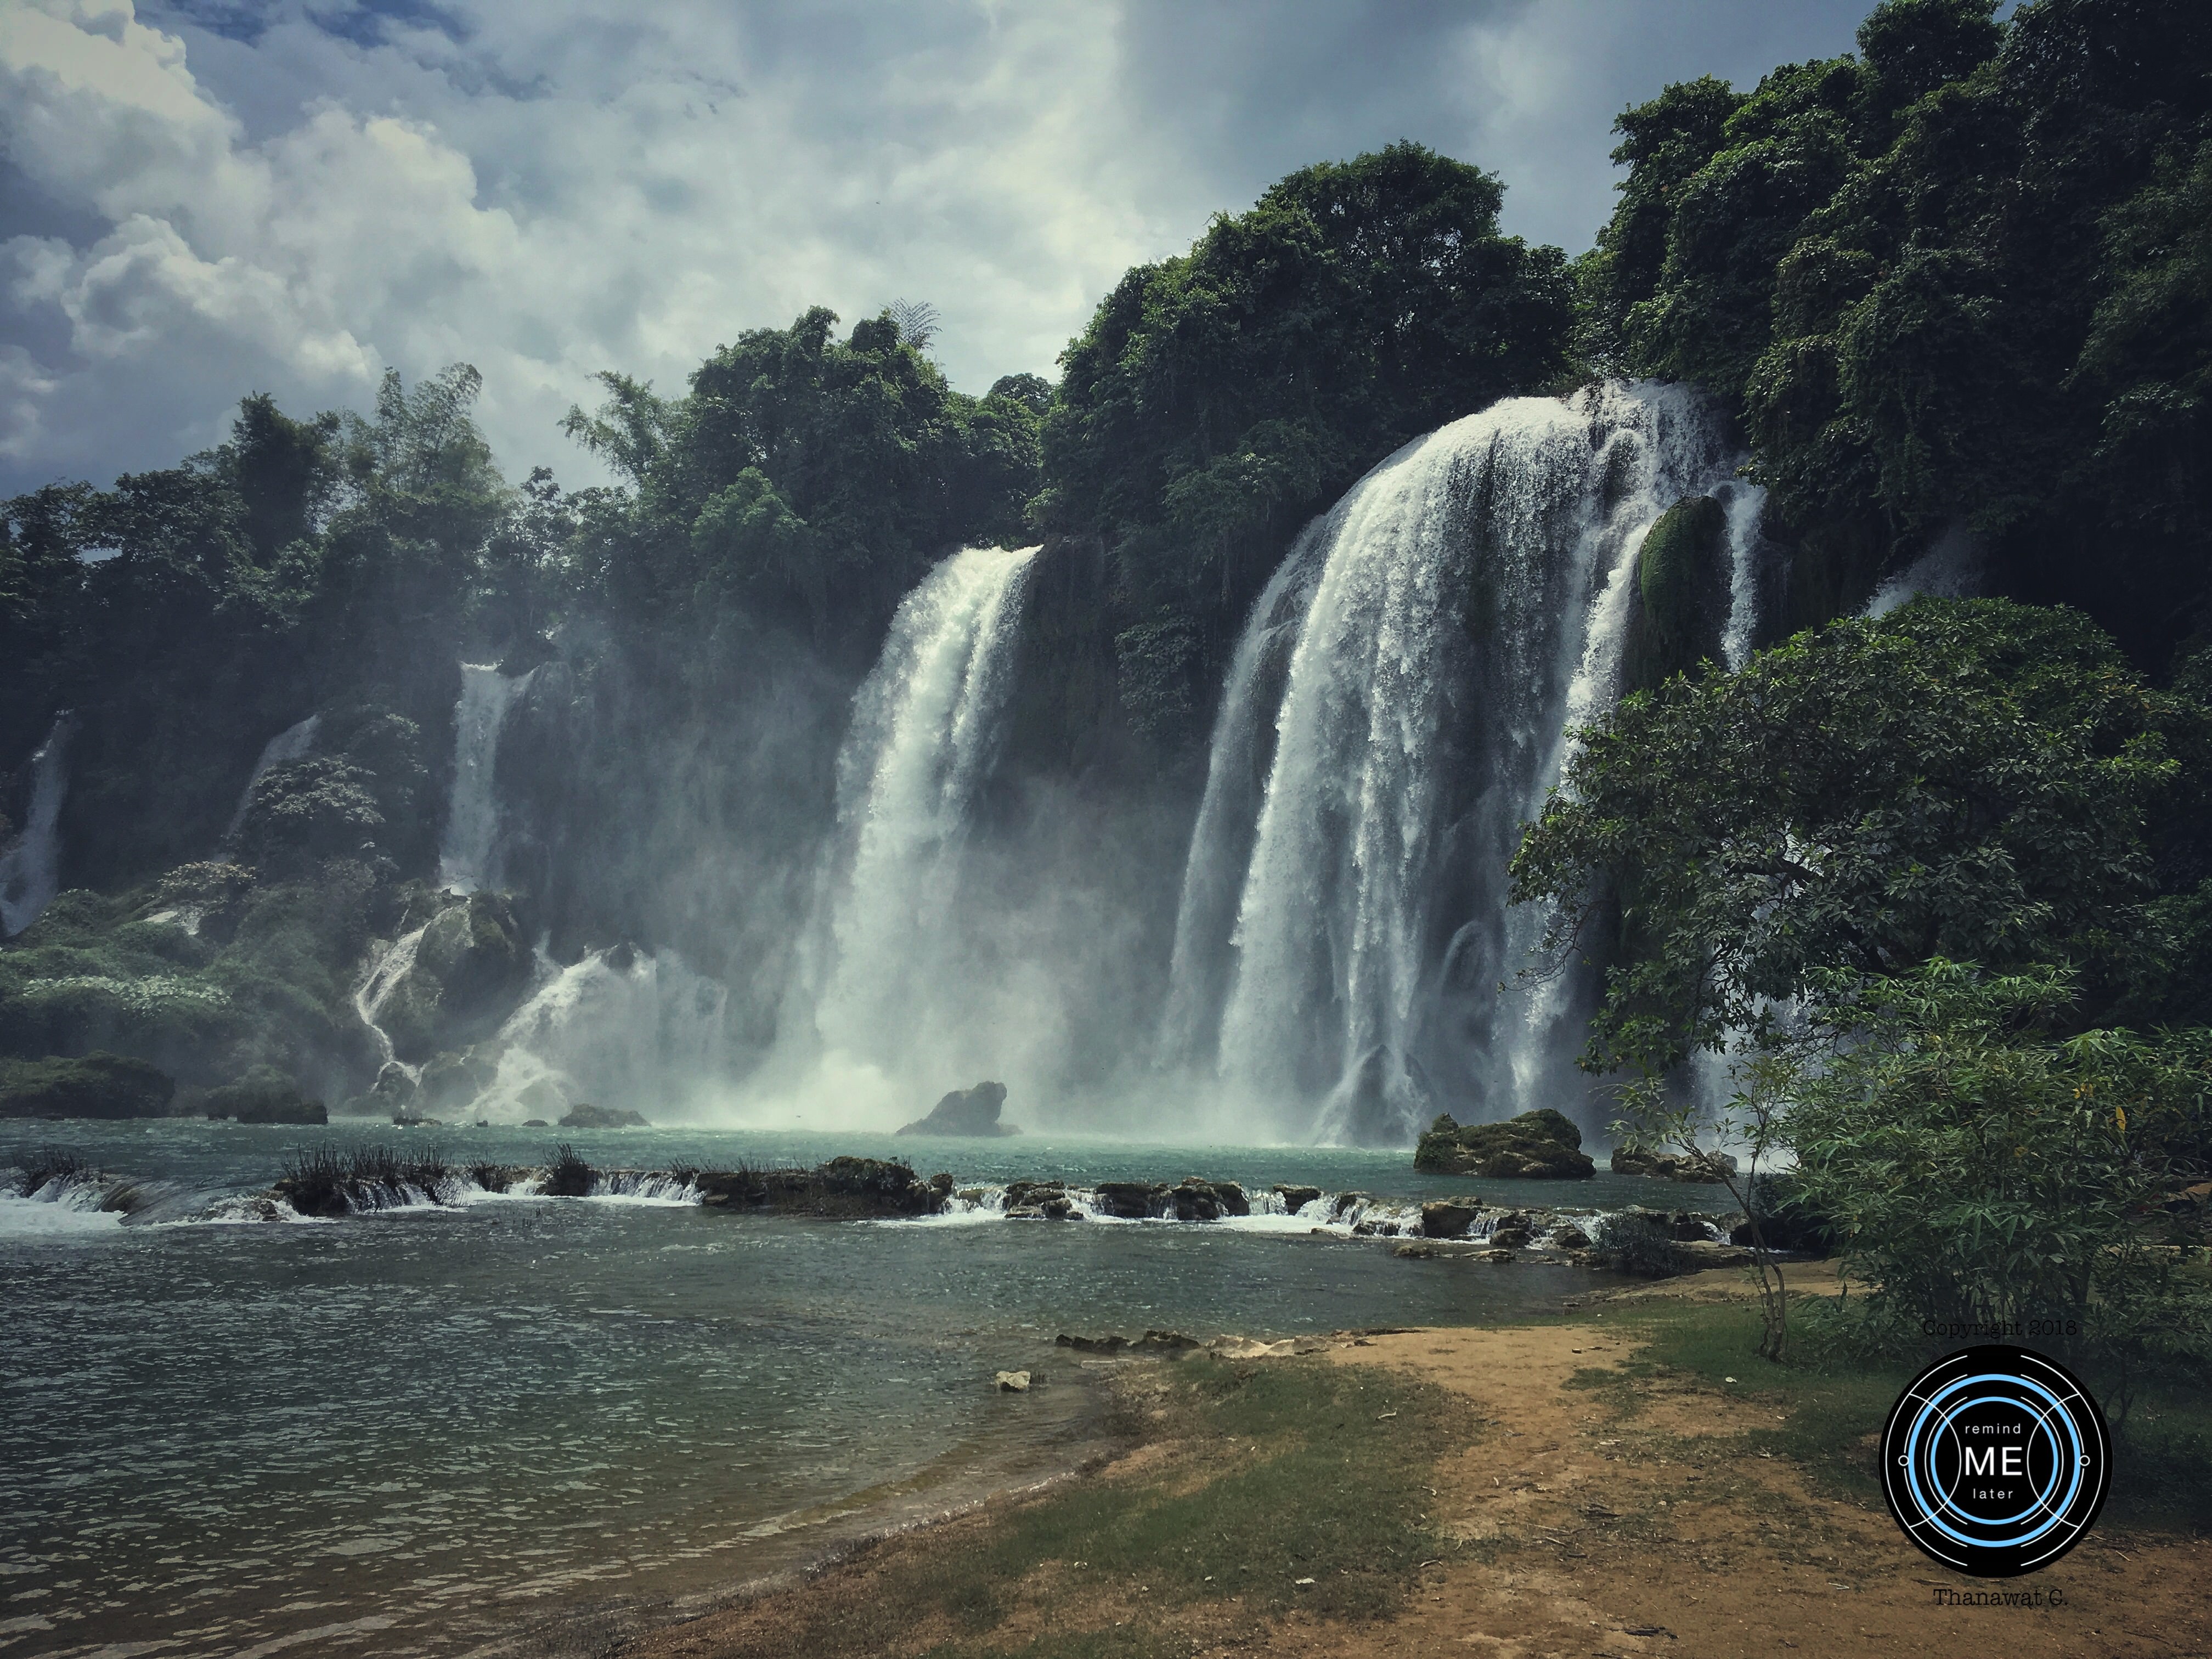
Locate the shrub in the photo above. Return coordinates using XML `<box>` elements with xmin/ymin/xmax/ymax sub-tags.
<box><xmin>543</xmin><ymin>1142</ymin><xmax>594</xmax><ymax>1197</ymax></box>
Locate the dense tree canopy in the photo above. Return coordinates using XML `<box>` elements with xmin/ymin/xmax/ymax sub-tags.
<box><xmin>1039</xmin><ymin>142</ymin><xmax>1577</xmax><ymax>742</ymax></box>
<box><xmin>1584</xmin><ymin>0</ymin><xmax>2212</xmax><ymax>664</ymax></box>
<box><xmin>1511</xmin><ymin>599</ymin><xmax>2212</xmax><ymax>1074</ymax></box>
<box><xmin>562</xmin><ymin>306</ymin><xmax>1041</xmax><ymax>660</ymax></box>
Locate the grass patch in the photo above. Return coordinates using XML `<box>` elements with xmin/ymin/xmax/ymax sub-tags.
<box><xmin>1566</xmin><ymin>1291</ymin><xmax>2212</xmax><ymax>1531</ymax></box>
<box><xmin>697</xmin><ymin>1355</ymin><xmax>1470</xmax><ymax>1658</ymax></box>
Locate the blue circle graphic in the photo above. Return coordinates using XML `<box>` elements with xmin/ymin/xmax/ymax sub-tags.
<box><xmin>1880</xmin><ymin>1344</ymin><xmax>2110</xmax><ymax>1577</ymax></box>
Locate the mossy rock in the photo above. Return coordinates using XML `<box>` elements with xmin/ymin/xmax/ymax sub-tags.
<box><xmin>1413</xmin><ymin>1108</ymin><xmax>1594</xmax><ymax>1179</ymax></box>
<box><xmin>1621</xmin><ymin>495</ymin><xmax>1730</xmax><ymax>694</ymax></box>
<box><xmin>204</xmin><ymin>1064</ymin><xmax>327</xmax><ymax>1125</ymax></box>
<box><xmin>0</xmin><ymin>1052</ymin><xmax>177</xmax><ymax>1119</ymax></box>
<box><xmin>379</xmin><ymin>894</ymin><xmax>532</xmax><ymax>1062</ymax></box>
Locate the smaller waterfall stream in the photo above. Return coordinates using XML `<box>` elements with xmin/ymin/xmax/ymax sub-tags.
<box><xmin>780</xmin><ymin>544</ymin><xmax>1039</xmax><ymax>1114</ymax></box>
<box><xmin>439</xmin><ymin>665</ymin><xmax>534</xmax><ymax>892</ymax></box>
<box><xmin>0</xmin><ymin>715</ymin><xmax>73</xmax><ymax>938</ymax></box>
<box><xmin>220</xmin><ymin>714</ymin><xmax>320</xmax><ymax>849</ymax></box>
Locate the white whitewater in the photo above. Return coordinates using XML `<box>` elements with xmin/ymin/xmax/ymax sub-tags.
<box><xmin>1168</xmin><ymin>382</ymin><xmax>1755</xmax><ymax>1145</ymax></box>
<box><xmin>439</xmin><ymin>664</ymin><xmax>534</xmax><ymax>892</ymax></box>
<box><xmin>220</xmin><ymin>714</ymin><xmax>320</xmax><ymax>848</ymax></box>
<box><xmin>479</xmin><ymin>946</ymin><xmax>730</xmax><ymax>1122</ymax></box>
<box><xmin>803</xmin><ymin>545</ymin><xmax>1039</xmax><ymax>1075</ymax></box>
<box><xmin>0</xmin><ymin>715</ymin><xmax>72</xmax><ymax>938</ymax></box>
<box><xmin>354</xmin><ymin>920</ymin><xmax>432</xmax><ymax>1084</ymax></box>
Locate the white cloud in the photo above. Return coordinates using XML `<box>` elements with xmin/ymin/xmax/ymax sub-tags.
<box><xmin>0</xmin><ymin>0</ymin><xmax>1876</xmax><ymax>496</ymax></box>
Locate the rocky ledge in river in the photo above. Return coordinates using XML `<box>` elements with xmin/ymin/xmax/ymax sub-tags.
<box><xmin>897</xmin><ymin>1080</ymin><xmax>1020</xmax><ymax>1137</ymax></box>
<box><xmin>694</xmin><ymin>1156</ymin><xmax>952</xmax><ymax>1218</ymax></box>
<box><xmin>1413</xmin><ymin>1108</ymin><xmax>1595</xmax><ymax>1179</ymax></box>
<box><xmin>1609</xmin><ymin>1145</ymin><xmax>1737</xmax><ymax>1183</ymax></box>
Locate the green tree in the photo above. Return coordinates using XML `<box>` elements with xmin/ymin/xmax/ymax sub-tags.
<box><xmin>1594</xmin><ymin>0</ymin><xmax>2212</xmax><ymax>660</ymax></box>
<box><xmin>1509</xmin><ymin>599</ymin><xmax>2209</xmax><ymax>1075</ymax></box>
<box><xmin>1042</xmin><ymin>141</ymin><xmax>1576</xmax><ymax>712</ymax></box>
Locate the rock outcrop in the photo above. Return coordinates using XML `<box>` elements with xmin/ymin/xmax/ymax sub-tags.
<box><xmin>1610</xmin><ymin>1145</ymin><xmax>1738</xmax><ymax>1183</ymax></box>
<box><xmin>202</xmin><ymin>1065</ymin><xmax>327</xmax><ymax>1124</ymax></box>
<box><xmin>558</xmin><ymin>1103</ymin><xmax>650</xmax><ymax>1129</ymax></box>
<box><xmin>694</xmin><ymin>1157</ymin><xmax>949</xmax><ymax>1219</ymax></box>
<box><xmin>898</xmin><ymin>1080</ymin><xmax>1019</xmax><ymax>1137</ymax></box>
<box><xmin>1413</xmin><ymin>1109</ymin><xmax>1595</xmax><ymax>1179</ymax></box>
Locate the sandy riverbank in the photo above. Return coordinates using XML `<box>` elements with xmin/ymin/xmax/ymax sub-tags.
<box><xmin>592</xmin><ymin>1266</ymin><xmax>2210</xmax><ymax>1659</ymax></box>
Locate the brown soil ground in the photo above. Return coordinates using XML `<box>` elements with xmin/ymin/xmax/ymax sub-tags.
<box><xmin>617</xmin><ymin>1268</ymin><xmax>2212</xmax><ymax>1659</ymax></box>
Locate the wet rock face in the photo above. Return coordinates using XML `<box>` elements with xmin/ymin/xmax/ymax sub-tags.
<box><xmin>1420</xmin><ymin>1200</ymin><xmax>1480</xmax><ymax>1238</ymax></box>
<box><xmin>380</xmin><ymin>893</ymin><xmax>534</xmax><ymax>1063</ymax></box>
<box><xmin>897</xmin><ymin>1080</ymin><xmax>1019</xmax><ymax>1137</ymax></box>
<box><xmin>1412</xmin><ymin>1108</ymin><xmax>1595</xmax><ymax>1179</ymax></box>
<box><xmin>693</xmin><ymin>1156</ymin><xmax>945</xmax><ymax>1218</ymax></box>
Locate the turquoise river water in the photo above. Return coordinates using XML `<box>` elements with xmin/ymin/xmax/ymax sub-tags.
<box><xmin>0</xmin><ymin>1121</ymin><xmax>1701</xmax><ymax>1658</ymax></box>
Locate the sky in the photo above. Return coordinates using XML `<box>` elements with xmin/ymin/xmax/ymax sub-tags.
<box><xmin>0</xmin><ymin>0</ymin><xmax>1883</xmax><ymax>498</ymax></box>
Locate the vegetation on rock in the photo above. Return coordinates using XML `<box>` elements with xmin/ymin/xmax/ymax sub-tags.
<box><xmin>1413</xmin><ymin>1108</ymin><xmax>1595</xmax><ymax>1179</ymax></box>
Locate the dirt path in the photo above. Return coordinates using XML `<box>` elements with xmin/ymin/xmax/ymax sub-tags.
<box><xmin>606</xmin><ymin>1277</ymin><xmax>2211</xmax><ymax>1659</ymax></box>
<box><xmin>1297</xmin><ymin>1310</ymin><xmax>2211</xmax><ymax>1659</ymax></box>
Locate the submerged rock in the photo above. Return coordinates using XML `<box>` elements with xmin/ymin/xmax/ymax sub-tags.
<box><xmin>1413</xmin><ymin>1109</ymin><xmax>1595</xmax><ymax>1180</ymax></box>
<box><xmin>559</xmin><ymin>1103</ymin><xmax>650</xmax><ymax>1129</ymax></box>
<box><xmin>1610</xmin><ymin>1145</ymin><xmax>1738</xmax><ymax>1183</ymax></box>
<box><xmin>898</xmin><ymin>1080</ymin><xmax>1019</xmax><ymax>1137</ymax></box>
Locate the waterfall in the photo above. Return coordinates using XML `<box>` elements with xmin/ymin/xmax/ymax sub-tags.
<box><xmin>354</xmin><ymin>920</ymin><xmax>433</xmax><ymax>1084</ymax></box>
<box><xmin>220</xmin><ymin>714</ymin><xmax>320</xmax><ymax>848</ymax></box>
<box><xmin>802</xmin><ymin>544</ymin><xmax>1039</xmax><ymax>1083</ymax></box>
<box><xmin>438</xmin><ymin>665</ymin><xmax>534</xmax><ymax>892</ymax></box>
<box><xmin>0</xmin><ymin>715</ymin><xmax>72</xmax><ymax>938</ymax></box>
<box><xmin>1166</xmin><ymin>382</ymin><xmax>1757</xmax><ymax>1146</ymax></box>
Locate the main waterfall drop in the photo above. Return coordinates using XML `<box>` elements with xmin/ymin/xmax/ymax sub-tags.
<box><xmin>1165</xmin><ymin>383</ymin><xmax>1763</xmax><ymax>1146</ymax></box>
<box><xmin>800</xmin><ymin>544</ymin><xmax>1039</xmax><ymax>1088</ymax></box>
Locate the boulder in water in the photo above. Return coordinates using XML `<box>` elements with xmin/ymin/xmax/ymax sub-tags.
<box><xmin>995</xmin><ymin>1370</ymin><xmax>1032</xmax><ymax>1392</ymax></box>
<box><xmin>558</xmin><ymin>1103</ymin><xmax>650</xmax><ymax>1129</ymax></box>
<box><xmin>1273</xmin><ymin>1184</ymin><xmax>1323</xmax><ymax>1212</ymax></box>
<box><xmin>0</xmin><ymin>1052</ymin><xmax>177</xmax><ymax>1120</ymax></box>
<box><xmin>1413</xmin><ymin>1109</ymin><xmax>1595</xmax><ymax>1180</ymax></box>
<box><xmin>1420</xmin><ymin>1200</ymin><xmax>1479</xmax><ymax>1238</ymax></box>
<box><xmin>898</xmin><ymin>1080</ymin><xmax>1018</xmax><ymax>1137</ymax></box>
<box><xmin>204</xmin><ymin>1065</ymin><xmax>326</xmax><ymax>1125</ymax></box>
<box><xmin>1610</xmin><ymin>1145</ymin><xmax>1738</xmax><ymax>1183</ymax></box>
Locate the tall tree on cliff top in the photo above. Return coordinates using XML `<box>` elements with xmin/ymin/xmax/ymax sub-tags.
<box><xmin>1039</xmin><ymin>142</ymin><xmax>1576</xmax><ymax>743</ymax></box>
